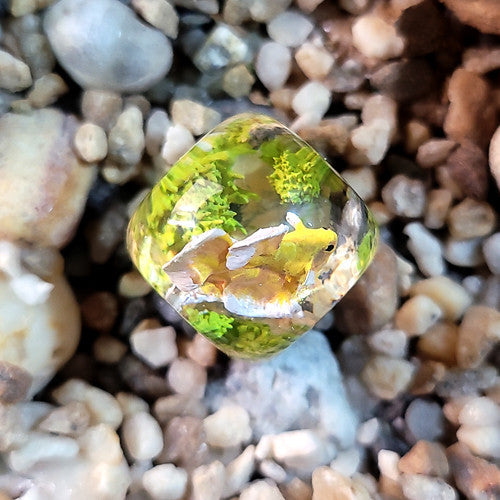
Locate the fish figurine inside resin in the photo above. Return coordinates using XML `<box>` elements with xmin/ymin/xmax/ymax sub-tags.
<box><xmin>128</xmin><ymin>113</ymin><xmax>378</xmax><ymax>358</ymax></box>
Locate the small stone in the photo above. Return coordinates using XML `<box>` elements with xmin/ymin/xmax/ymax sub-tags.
<box><xmin>399</xmin><ymin>441</ymin><xmax>449</xmax><ymax>477</ymax></box>
<box><xmin>296</xmin><ymin>0</ymin><xmax>324</xmax><ymax>12</ymax></box>
<box><xmin>191</xmin><ymin>461</ymin><xmax>225</xmax><ymax>500</ymax></box>
<box><xmin>0</xmin><ymin>49</ymin><xmax>32</xmax><ymax>92</ymax></box>
<box><xmin>447</xmin><ymin>442</ymin><xmax>500</xmax><ymax>500</ymax></box>
<box><xmin>249</xmin><ymin>0</ymin><xmax>291</xmax><ymax>22</ymax></box>
<box><xmin>416</xmin><ymin>139</ymin><xmax>457</xmax><ymax>168</ymax></box>
<box><xmin>417</xmin><ymin>322</ymin><xmax>458</xmax><ymax>366</ymax></box>
<box><xmin>444</xmin><ymin>68</ymin><xmax>496</xmax><ymax>149</ymax></box>
<box><xmin>203</xmin><ymin>405</ymin><xmax>251</xmax><ymax>448</ymax></box>
<box><xmin>382</xmin><ymin>175</ymin><xmax>426</xmax><ymax>218</ymax></box>
<box><xmin>442</xmin><ymin>0</ymin><xmax>500</xmax><ymax>35</ymax></box>
<box><xmin>458</xmin><ymin>396</ymin><xmax>500</xmax><ymax>426</ymax></box>
<box><xmin>400</xmin><ymin>474</ymin><xmax>457</xmax><ymax>500</ymax></box>
<box><xmin>281</xmin><ymin>477</ymin><xmax>313</xmax><ymax>500</ymax></box>
<box><xmin>425</xmin><ymin>189</ymin><xmax>453</xmax><ymax>230</ymax></box>
<box><xmin>406</xmin><ymin>399</ymin><xmax>445</xmax><ymax>442</ymax></box>
<box><xmin>154</xmin><ymin>394</ymin><xmax>207</xmax><ymax>423</ymax></box>
<box><xmin>81</xmin><ymin>90</ymin><xmax>122</xmax><ymax>131</ymax></box>
<box><xmin>44</xmin><ymin>0</ymin><xmax>173</xmax><ymax>92</ymax></box>
<box><xmin>361</xmin><ymin>94</ymin><xmax>398</xmax><ymax>138</ymax></box>
<box><xmin>74</xmin><ymin>122</ymin><xmax>108</xmax><ymax>163</ymax></box>
<box><xmin>292</xmin><ymin>81</ymin><xmax>331</xmax><ymax>121</ymax></box>
<box><xmin>130</xmin><ymin>325</ymin><xmax>177</xmax><ymax>369</ymax></box>
<box><xmin>457</xmin><ymin>425</ymin><xmax>500</xmax><ymax>459</ymax></box>
<box><xmin>378</xmin><ymin>449</ymin><xmax>401</xmax><ymax>481</ymax></box>
<box><xmin>93</xmin><ymin>336</ymin><xmax>128</xmax><ymax>364</ymax></box>
<box><xmin>118</xmin><ymin>270</ymin><xmax>152</xmax><ymax>297</ymax></box>
<box><xmin>78</xmin><ymin>423</ymin><xmax>124</xmax><ymax>463</ymax></box>
<box><xmin>330</xmin><ymin>448</ymin><xmax>361</xmax><ymax>477</ymax></box>
<box><xmin>108</xmin><ymin>106</ymin><xmax>145</xmax><ymax>166</ymax></box>
<box><xmin>27</xmin><ymin>73</ymin><xmax>68</xmax><ymax>108</ymax></box>
<box><xmin>444</xmin><ymin>237</ymin><xmax>484</xmax><ymax>268</ymax></box>
<box><xmin>341</xmin><ymin>167</ymin><xmax>377</xmax><ymax>202</ymax></box>
<box><xmin>362</xmin><ymin>356</ymin><xmax>415</xmax><ymax>400</ymax></box>
<box><xmin>259</xmin><ymin>459</ymin><xmax>287</xmax><ymax>483</ymax></box>
<box><xmin>348</xmin><ymin>120</ymin><xmax>392</xmax><ymax>165</ymax></box>
<box><xmin>81</xmin><ymin>292</ymin><xmax>118</xmax><ymax>333</ymax></box>
<box><xmin>295</xmin><ymin>41</ymin><xmax>334</xmax><ymax>80</ymax></box>
<box><xmin>448</xmin><ymin>198</ymin><xmax>496</xmax><ymax>239</ymax></box>
<box><xmin>356</xmin><ymin>418</ymin><xmax>380</xmax><ymax>446</ymax></box>
<box><xmin>168</xmin><ymin>357</ymin><xmax>207</xmax><ymax>398</ymax></box>
<box><xmin>0</xmin><ymin>361</ymin><xmax>32</xmax><ymax>404</ymax></box>
<box><xmin>395</xmin><ymin>295</ymin><xmax>443</xmax><ymax>337</ymax></box>
<box><xmin>463</xmin><ymin>46</ymin><xmax>500</xmax><ymax>74</ymax></box>
<box><xmin>489</xmin><ymin>125</ymin><xmax>500</xmax><ymax>191</ymax></box>
<box><xmin>132</xmin><ymin>0</ymin><xmax>179</xmax><ymax>38</ymax></box>
<box><xmin>116</xmin><ymin>392</ymin><xmax>149</xmax><ymax>417</ymax></box>
<box><xmin>161</xmin><ymin>123</ymin><xmax>195</xmax><ymax>165</ymax></box>
<box><xmin>171</xmin><ymin>99</ymin><xmax>221</xmax><ymax>136</ymax></box>
<box><xmin>142</xmin><ymin>464</ymin><xmax>188</xmax><ymax>500</ymax></box>
<box><xmin>267</xmin><ymin>10</ymin><xmax>313</xmax><ymax>48</ymax></box>
<box><xmin>352</xmin><ymin>14</ymin><xmax>404</xmax><ymax>59</ymax></box>
<box><xmin>483</xmin><ymin>233</ymin><xmax>500</xmax><ymax>274</ymax></box>
<box><xmin>240</xmin><ymin>480</ymin><xmax>285</xmax><ymax>500</ymax></box>
<box><xmin>405</xmin><ymin>119</ymin><xmax>431</xmax><ymax>154</ymax></box>
<box><xmin>297</xmin><ymin>118</ymin><xmax>353</xmax><ymax>156</ymax></box>
<box><xmin>38</xmin><ymin>401</ymin><xmax>90</xmax><ymax>436</ymax></box>
<box><xmin>456</xmin><ymin>305</ymin><xmax>500</xmax><ymax>369</ymax></box>
<box><xmin>186</xmin><ymin>334</ymin><xmax>217</xmax><ymax>367</ymax></box>
<box><xmin>256</xmin><ymin>41</ymin><xmax>292</xmax><ymax>91</ymax></box>
<box><xmin>436</xmin><ymin>366</ymin><xmax>498</xmax><ymax>399</ymax></box>
<box><xmin>122</xmin><ymin>411</ymin><xmax>163</xmax><ymax>461</ymax></box>
<box><xmin>223</xmin><ymin>445</ymin><xmax>255</xmax><ymax>497</ymax></box>
<box><xmin>222</xmin><ymin>64</ymin><xmax>255</xmax><ymax>98</ymax></box>
<box><xmin>145</xmin><ymin>109</ymin><xmax>171</xmax><ymax>157</ymax></box>
<box><xmin>367</xmin><ymin>329</ymin><xmax>408</xmax><ymax>358</ymax></box>
<box><xmin>172</xmin><ymin>0</ymin><xmax>218</xmax><ymax>14</ymax></box>
<box><xmin>410</xmin><ymin>360</ymin><xmax>447</xmax><ymax>396</ymax></box>
<box><xmin>311</xmin><ymin>467</ymin><xmax>355</xmax><ymax>500</ymax></box>
<box><xmin>404</xmin><ymin>222</ymin><xmax>445</xmax><ymax>277</ymax></box>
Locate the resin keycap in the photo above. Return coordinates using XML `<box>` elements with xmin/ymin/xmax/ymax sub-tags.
<box><xmin>128</xmin><ymin>114</ymin><xmax>378</xmax><ymax>358</ymax></box>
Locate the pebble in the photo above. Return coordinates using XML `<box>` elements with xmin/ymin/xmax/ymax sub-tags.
<box><xmin>447</xmin><ymin>442</ymin><xmax>500</xmax><ymax>500</ymax></box>
<box><xmin>0</xmin><ymin>110</ymin><xmax>95</xmax><ymax>247</ymax></box>
<box><xmin>311</xmin><ymin>467</ymin><xmax>357</xmax><ymax>500</ymax></box>
<box><xmin>417</xmin><ymin>322</ymin><xmax>458</xmax><ymax>366</ymax></box>
<box><xmin>145</xmin><ymin>109</ymin><xmax>171</xmax><ymax>157</ymax></box>
<box><xmin>456</xmin><ymin>305</ymin><xmax>500</xmax><ymax>368</ymax></box>
<box><xmin>335</xmin><ymin>244</ymin><xmax>398</xmax><ymax>335</ymax></box>
<box><xmin>362</xmin><ymin>356</ymin><xmax>415</xmax><ymax>400</ymax></box>
<box><xmin>130</xmin><ymin>325</ymin><xmax>177</xmax><ymax>369</ymax></box>
<box><xmin>78</xmin><ymin>422</ymin><xmax>124</xmax><ymax>463</ymax></box>
<box><xmin>457</xmin><ymin>425</ymin><xmax>500</xmax><ymax>459</ymax></box>
<box><xmin>267</xmin><ymin>10</ymin><xmax>313</xmax><ymax>48</ymax></box>
<box><xmin>249</xmin><ymin>0</ymin><xmax>291</xmax><ymax>22</ymax></box>
<box><xmin>73</xmin><ymin>122</ymin><xmax>108</xmax><ymax>163</ymax></box>
<box><xmin>444</xmin><ymin>237</ymin><xmax>484</xmax><ymax>267</ymax></box>
<box><xmin>154</xmin><ymin>394</ymin><xmax>207</xmax><ymax>422</ymax></box>
<box><xmin>171</xmin><ymin>99</ymin><xmax>221</xmax><ymax>136</ymax></box>
<box><xmin>259</xmin><ymin>459</ymin><xmax>287</xmax><ymax>483</ymax></box>
<box><xmin>352</xmin><ymin>14</ymin><xmax>404</xmax><ymax>59</ymax></box>
<box><xmin>38</xmin><ymin>401</ymin><xmax>90</xmax><ymax>437</ymax></box>
<box><xmin>490</xmin><ymin>125</ymin><xmax>500</xmax><ymax>190</ymax></box>
<box><xmin>118</xmin><ymin>270</ymin><xmax>151</xmax><ymax>298</ymax></box>
<box><xmin>405</xmin><ymin>119</ymin><xmax>431</xmax><ymax>154</ymax></box>
<box><xmin>240</xmin><ymin>479</ymin><xmax>285</xmax><ymax>500</ymax></box>
<box><xmin>356</xmin><ymin>418</ymin><xmax>380</xmax><ymax>446</ymax></box>
<box><xmin>173</xmin><ymin>0</ymin><xmax>218</xmax><ymax>14</ymax></box>
<box><xmin>191</xmin><ymin>460</ymin><xmax>225</xmax><ymax>500</ymax></box>
<box><xmin>404</xmin><ymin>222</ymin><xmax>445</xmax><ymax>277</ymax></box>
<box><xmin>382</xmin><ymin>174</ymin><xmax>426</xmax><ymax>218</ymax></box>
<box><xmin>448</xmin><ymin>198</ymin><xmax>496</xmax><ymax>239</ymax></box>
<box><xmin>483</xmin><ymin>233</ymin><xmax>500</xmax><ymax>274</ymax></box>
<box><xmin>122</xmin><ymin>411</ymin><xmax>163</xmax><ymax>461</ymax></box>
<box><xmin>132</xmin><ymin>0</ymin><xmax>179</xmax><ymax>38</ymax></box>
<box><xmin>116</xmin><ymin>392</ymin><xmax>149</xmax><ymax>417</ymax></box>
<box><xmin>223</xmin><ymin>64</ymin><xmax>255</xmax><ymax>98</ymax></box>
<box><xmin>186</xmin><ymin>334</ymin><xmax>217</xmax><ymax>367</ymax></box>
<box><xmin>367</xmin><ymin>329</ymin><xmax>408</xmax><ymax>358</ymax></box>
<box><xmin>458</xmin><ymin>396</ymin><xmax>500</xmax><ymax>426</ymax></box>
<box><xmin>443</xmin><ymin>0</ymin><xmax>500</xmax><ymax>36</ymax></box>
<box><xmin>255</xmin><ymin>41</ymin><xmax>291</xmax><ymax>91</ymax></box>
<box><xmin>400</xmin><ymin>474</ymin><xmax>457</xmax><ymax>500</ymax></box>
<box><xmin>167</xmin><ymin>357</ymin><xmax>207</xmax><ymax>398</ymax></box>
<box><xmin>329</xmin><ymin>448</ymin><xmax>361</xmax><ymax>477</ymax></box>
<box><xmin>161</xmin><ymin>123</ymin><xmax>195</xmax><ymax>164</ymax></box>
<box><xmin>26</xmin><ymin>73</ymin><xmax>68</xmax><ymax>108</ymax></box>
<box><xmin>108</xmin><ymin>106</ymin><xmax>145</xmax><ymax>166</ymax></box>
<box><xmin>395</xmin><ymin>295</ymin><xmax>443</xmax><ymax>336</ymax></box>
<box><xmin>340</xmin><ymin>167</ymin><xmax>377</xmax><ymax>202</ymax></box>
<box><xmin>203</xmin><ymin>405</ymin><xmax>251</xmax><ymax>448</ymax></box>
<box><xmin>223</xmin><ymin>445</ymin><xmax>256</xmax><ymax>497</ymax></box>
<box><xmin>81</xmin><ymin>90</ymin><xmax>122</xmax><ymax>131</ymax></box>
<box><xmin>44</xmin><ymin>0</ymin><xmax>173</xmax><ymax>92</ymax></box>
<box><xmin>292</xmin><ymin>81</ymin><xmax>331</xmax><ymax>122</ymax></box>
<box><xmin>399</xmin><ymin>441</ymin><xmax>449</xmax><ymax>477</ymax></box>
<box><xmin>52</xmin><ymin>379</ymin><xmax>123</xmax><ymax>429</ymax></box>
<box><xmin>425</xmin><ymin>189</ymin><xmax>453</xmax><ymax>229</ymax></box>
<box><xmin>0</xmin><ymin>49</ymin><xmax>32</xmax><ymax>92</ymax></box>
<box><xmin>416</xmin><ymin>139</ymin><xmax>457</xmax><ymax>168</ymax></box>
<box><xmin>0</xmin><ymin>362</ymin><xmax>32</xmax><ymax>405</ymax></box>
<box><xmin>142</xmin><ymin>464</ymin><xmax>188</xmax><ymax>500</ymax></box>
<box><xmin>406</xmin><ymin>399</ymin><xmax>445</xmax><ymax>442</ymax></box>
<box><xmin>93</xmin><ymin>336</ymin><xmax>128</xmax><ymax>364</ymax></box>
<box><xmin>295</xmin><ymin>41</ymin><xmax>334</xmax><ymax>81</ymax></box>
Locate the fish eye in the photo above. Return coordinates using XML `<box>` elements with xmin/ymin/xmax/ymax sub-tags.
<box><xmin>325</xmin><ymin>244</ymin><xmax>335</xmax><ymax>252</ymax></box>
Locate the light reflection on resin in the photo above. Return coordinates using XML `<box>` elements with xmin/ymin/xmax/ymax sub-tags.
<box><xmin>128</xmin><ymin>114</ymin><xmax>378</xmax><ymax>358</ymax></box>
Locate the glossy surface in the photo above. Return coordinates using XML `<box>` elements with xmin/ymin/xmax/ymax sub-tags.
<box><xmin>128</xmin><ymin>114</ymin><xmax>378</xmax><ymax>358</ymax></box>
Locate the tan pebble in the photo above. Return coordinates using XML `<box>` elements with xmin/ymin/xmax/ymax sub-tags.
<box><xmin>448</xmin><ymin>198</ymin><xmax>496</xmax><ymax>239</ymax></box>
<box><xmin>405</xmin><ymin>119</ymin><xmax>431</xmax><ymax>154</ymax></box>
<box><xmin>341</xmin><ymin>167</ymin><xmax>377</xmax><ymax>202</ymax></box>
<box><xmin>222</xmin><ymin>64</ymin><xmax>255</xmax><ymax>98</ymax></box>
<box><xmin>416</xmin><ymin>139</ymin><xmax>457</xmax><ymax>168</ymax></box>
<box><xmin>118</xmin><ymin>270</ymin><xmax>151</xmax><ymax>297</ymax></box>
<box><xmin>27</xmin><ymin>73</ymin><xmax>68</xmax><ymax>108</ymax></box>
<box><xmin>457</xmin><ymin>424</ymin><xmax>500</xmax><ymax>459</ymax></box>
<box><xmin>417</xmin><ymin>322</ymin><xmax>458</xmax><ymax>366</ymax></box>
<box><xmin>410</xmin><ymin>360</ymin><xmax>447</xmax><ymax>396</ymax></box>
<box><xmin>203</xmin><ymin>405</ymin><xmax>251</xmax><ymax>448</ymax></box>
<box><xmin>456</xmin><ymin>305</ymin><xmax>500</xmax><ymax>368</ymax></box>
<box><xmin>486</xmin><ymin>383</ymin><xmax>500</xmax><ymax>405</ymax></box>
<box><xmin>186</xmin><ymin>334</ymin><xmax>217</xmax><ymax>368</ymax></box>
<box><xmin>368</xmin><ymin>201</ymin><xmax>394</xmax><ymax>226</ymax></box>
<box><xmin>93</xmin><ymin>336</ymin><xmax>128</xmax><ymax>364</ymax></box>
<box><xmin>0</xmin><ymin>361</ymin><xmax>32</xmax><ymax>404</ymax></box>
<box><xmin>81</xmin><ymin>89</ymin><xmax>123</xmax><ymax>130</ymax></box>
<box><xmin>191</xmin><ymin>461</ymin><xmax>225</xmax><ymax>500</ymax></box>
<box><xmin>108</xmin><ymin>106</ymin><xmax>145</xmax><ymax>166</ymax></box>
<box><xmin>280</xmin><ymin>477</ymin><xmax>312</xmax><ymax>500</ymax></box>
<box><xmin>409</xmin><ymin>276</ymin><xmax>472</xmax><ymax>321</ymax></box>
<box><xmin>295</xmin><ymin>41</ymin><xmax>334</xmax><ymax>80</ymax></box>
<box><xmin>132</xmin><ymin>0</ymin><xmax>179</xmax><ymax>38</ymax></box>
<box><xmin>153</xmin><ymin>394</ymin><xmax>207</xmax><ymax>423</ymax></box>
<box><xmin>489</xmin><ymin>125</ymin><xmax>500</xmax><ymax>191</ymax></box>
<box><xmin>0</xmin><ymin>49</ymin><xmax>32</xmax><ymax>92</ymax></box>
<box><xmin>130</xmin><ymin>326</ymin><xmax>177</xmax><ymax>369</ymax></box>
<box><xmin>167</xmin><ymin>358</ymin><xmax>206</xmax><ymax>399</ymax></box>
<box><xmin>311</xmin><ymin>466</ymin><xmax>354</xmax><ymax>500</ymax></box>
<box><xmin>269</xmin><ymin>87</ymin><xmax>295</xmax><ymax>111</ymax></box>
<box><xmin>361</xmin><ymin>355</ymin><xmax>415</xmax><ymax>400</ymax></box>
<box><xmin>399</xmin><ymin>441</ymin><xmax>449</xmax><ymax>477</ymax></box>
<box><xmin>395</xmin><ymin>295</ymin><xmax>443</xmax><ymax>336</ymax></box>
<box><xmin>116</xmin><ymin>392</ymin><xmax>149</xmax><ymax>417</ymax></box>
<box><xmin>74</xmin><ymin>122</ymin><xmax>108</xmax><ymax>163</ymax></box>
<box><xmin>443</xmin><ymin>397</ymin><xmax>474</xmax><ymax>426</ymax></box>
<box><xmin>425</xmin><ymin>189</ymin><xmax>453</xmax><ymax>230</ymax></box>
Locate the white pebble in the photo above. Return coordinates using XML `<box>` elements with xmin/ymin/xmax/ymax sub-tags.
<box><xmin>259</xmin><ymin>459</ymin><xmax>287</xmax><ymax>484</ymax></box>
<box><xmin>395</xmin><ymin>295</ymin><xmax>443</xmax><ymax>336</ymax></box>
<box><xmin>79</xmin><ymin>423</ymin><xmax>124</xmax><ymax>464</ymax></box>
<box><xmin>367</xmin><ymin>328</ymin><xmax>408</xmax><ymax>357</ymax></box>
<box><xmin>130</xmin><ymin>326</ymin><xmax>177</xmax><ymax>369</ymax></box>
<box><xmin>483</xmin><ymin>233</ymin><xmax>500</xmax><ymax>275</ymax></box>
<box><xmin>171</xmin><ymin>99</ymin><xmax>221</xmax><ymax>136</ymax></box>
<box><xmin>356</xmin><ymin>418</ymin><xmax>380</xmax><ymax>446</ymax></box>
<box><xmin>203</xmin><ymin>405</ymin><xmax>252</xmax><ymax>448</ymax></box>
<box><xmin>255</xmin><ymin>41</ymin><xmax>291</xmax><ymax>91</ymax></box>
<box><xmin>240</xmin><ymin>480</ymin><xmax>285</xmax><ymax>500</ymax></box>
<box><xmin>145</xmin><ymin>109</ymin><xmax>171</xmax><ymax>157</ymax></box>
<box><xmin>292</xmin><ymin>81</ymin><xmax>331</xmax><ymax>119</ymax></box>
<box><xmin>330</xmin><ymin>448</ymin><xmax>361</xmax><ymax>477</ymax></box>
<box><xmin>382</xmin><ymin>175</ymin><xmax>426</xmax><ymax>218</ymax></box>
<box><xmin>0</xmin><ymin>49</ymin><xmax>32</xmax><ymax>92</ymax></box>
<box><xmin>341</xmin><ymin>167</ymin><xmax>377</xmax><ymax>202</ymax></box>
<box><xmin>445</xmin><ymin>237</ymin><xmax>484</xmax><ymax>267</ymax></box>
<box><xmin>168</xmin><ymin>357</ymin><xmax>207</xmax><ymax>398</ymax></box>
<box><xmin>223</xmin><ymin>445</ymin><xmax>256</xmax><ymax>498</ymax></box>
<box><xmin>74</xmin><ymin>122</ymin><xmax>108</xmax><ymax>163</ymax></box>
<box><xmin>122</xmin><ymin>411</ymin><xmax>163</xmax><ymax>461</ymax></box>
<box><xmin>457</xmin><ymin>425</ymin><xmax>500</xmax><ymax>459</ymax></box>
<box><xmin>191</xmin><ymin>461</ymin><xmax>225</xmax><ymax>500</ymax></box>
<box><xmin>458</xmin><ymin>397</ymin><xmax>500</xmax><ymax>426</ymax></box>
<box><xmin>349</xmin><ymin>120</ymin><xmax>392</xmax><ymax>165</ymax></box>
<box><xmin>116</xmin><ymin>392</ymin><xmax>149</xmax><ymax>417</ymax></box>
<box><xmin>404</xmin><ymin>222</ymin><xmax>445</xmax><ymax>277</ymax></box>
<box><xmin>161</xmin><ymin>124</ymin><xmax>195</xmax><ymax>164</ymax></box>
<box><xmin>132</xmin><ymin>0</ymin><xmax>179</xmax><ymax>38</ymax></box>
<box><xmin>352</xmin><ymin>14</ymin><xmax>404</xmax><ymax>59</ymax></box>
<box><xmin>108</xmin><ymin>106</ymin><xmax>145</xmax><ymax>166</ymax></box>
<box><xmin>267</xmin><ymin>10</ymin><xmax>313</xmax><ymax>48</ymax></box>
<box><xmin>401</xmin><ymin>474</ymin><xmax>457</xmax><ymax>500</ymax></box>
<box><xmin>142</xmin><ymin>464</ymin><xmax>188</xmax><ymax>500</ymax></box>
<box><xmin>377</xmin><ymin>449</ymin><xmax>400</xmax><ymax>481</ymax></box>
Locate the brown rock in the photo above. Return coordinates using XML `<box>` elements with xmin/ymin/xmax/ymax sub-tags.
<box><xmin>441</xmin><ymin>141</ymin><xmax>488</xmax><ymax>200</ymax></box>
<box><xmin>442</xmin><ymin>0</ymin><xmax>500</xmax><ymax>35</ymax></box>
<box><xmin>0</xmin><ymin>361</ymin><xmax>32</xmax><ymax>404</ymax></box>
<box><xmin>399</xmin><ymin>440</ymin><xmax>449</xmax><ymax>477</ymax></box>
<box><xmin>80</xmin><ymin>291</ymin><xmax>119</xmax><ymax>333</ymax></box>
<box><xmin>370</xmin><ymin>59</ymin><xmax>434</xmax><ymax>102</ymax></box>
<box><xmin>417</xmin><ymin>322</ymin><xmax>458</xmax><ymax>366</ymax></box>
<box><xmin>463</xmin><ymin>47</ymin><xmax>500</xmax><ymax>74</ymax></box>
<box><xmin>0</xmin><ymin>109</ymin><xmax>96</xmax><ymax>248</ymax></box>
<box><xmin>447</xmin><ymin>442</ymin><xmax>500</xmax><ymax>499</ymax></box>
<box><xmin>335</xmin><ymin>244</ymin><xmax>398</xmax><ymax>335</ymax></box>
<box><xmin>410</xmin><ymin>360</ymin><xmax>447</xmax><ymax>396</ymax></box>
<box><xmin>444</xmin><ymin>69</ymin><xmax>497</xmax><ymax>149</ymax></box>
<box><xmin>416</xmin><ymin>139</ymin><xmax>457</xmax><ymax>168</ymax></box>
<box><xmin>448</xmin><ymin>198</ymin><xmax>496</xmax><ymax>239</ymax></box>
